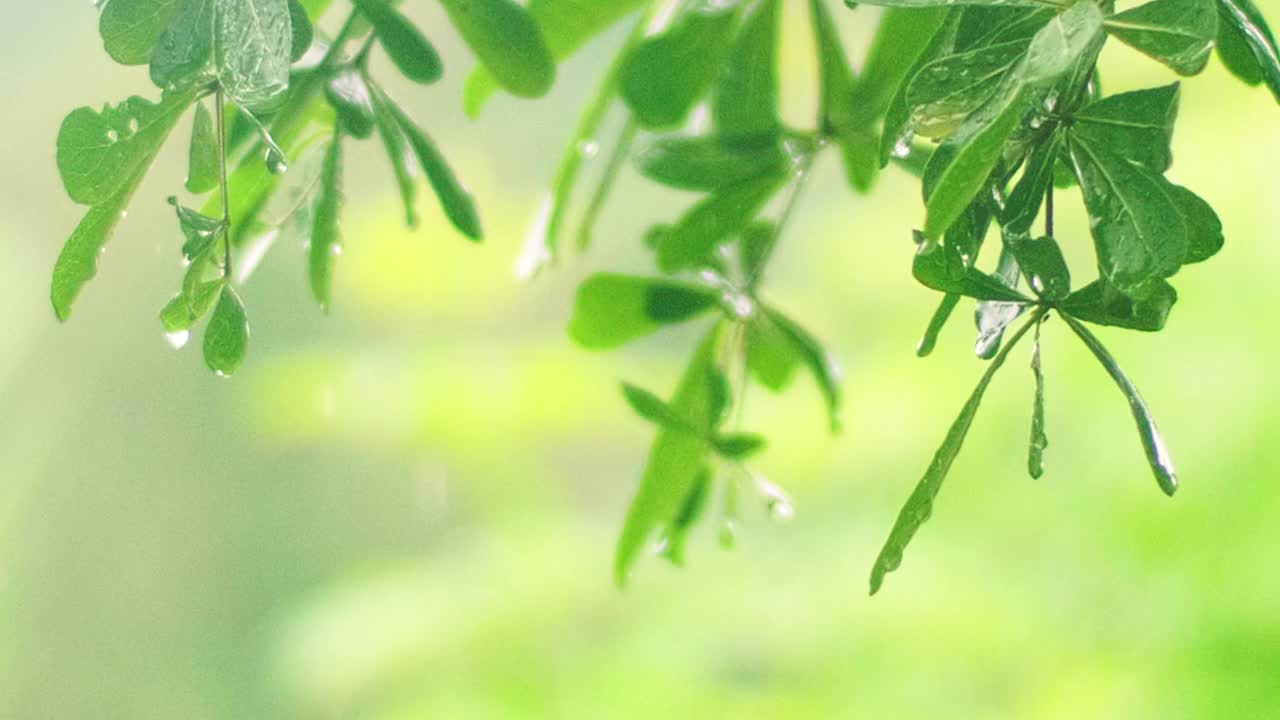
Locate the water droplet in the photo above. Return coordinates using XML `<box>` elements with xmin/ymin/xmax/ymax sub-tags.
<box><xmin>127</xmin><ymin>118</ymin><xmax>140</xmax><ymax>134</ymax></box>
<box><xmin>578</xmin><ymin>140</ymin><xmax>599</xmax><ymax>159</ymax></box>
<box><xmin>719</xmin><ymin>520</ymin><xmax>737</xmax><ymax>549</ymax></box>
<box><xmin>651</xmin><ymin>536</ymin><xmax>669</xmax><ymax>555</ymax></box>
<box><xmin>731</xmin><ymin>294</ymin><xmax>754</xmax><ymax>320</ymax></box>
<box><xmin>266</xmin><ymin>148</ymin><xmax>289</xmax><ymax>175</ymax></box>
<box><xmin>105</xmin><ymin>129</ymin><xmax>119</xmax><ymax>142</ymax></box>
<box><xmin>164</xmin><ymin>330</ymin><xmax>190</xmax><ymax>349</ymax></box>
<box><xmin>892</xmin><ymin>137</ymin><xmax>913</xmax><ymax>159</ymax></box>
<box><xmin>515</xmin><ymin>195</ymin><xmax>554</xmax><ymax>280</ymax></box>
<box><xmin>755</xmin><ymin>476</ymin><xmax>794</xmax><ymax>523</ymax></box>
<box><xmin>330</xmin><ymin>244</ymin><xmax>343</xmax><ymax>256</ymax></box>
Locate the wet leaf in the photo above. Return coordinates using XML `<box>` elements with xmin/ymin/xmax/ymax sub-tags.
<box><xmin>101</xmin><ymin>0</ymin><xmax>179</xmax><ymax>65</ymax></box>
<box><xmin>203</xmin><ymin>285</ymin><xmax>250</xmax><ymax>376</ymax></box>
<box><xmin>1105</xmin><ymin>0</ymin><xmax>1217</xmax><ymax>76</ymax></box>
<box><xmin>216</xmin><ymin>0</ymin><xmax>294</xmax><ymax>111</ymax></box>
<box><xmin>916</xmin><ymin>293</ymin><xmax>961</xmax><ymax>357</ymax></box>
<box><xmin>325</xmin><ymin>67</ymin><xmax>376</xmax><ymax>139</ymax></box>
<box><xmin>907</xmin><ymin>40</ymin><xmax>1027</xmax><ymax>139</ymax></box>
<box><xmin>1168</xmin><ymin>183</ymin><xmax>1223</xmax><ymax>264</ymax></box>
<box><xmin>1069</xmin><ymin>83</ymin><xmax>1180</xmax><ymax>172</ymax></box>
<box><xmin>973</xmin><ymin>245</ymin><xmax>1025</xmax><ymax>359</ymax></box>
<box><xmin>1028</xmin><ymin>318</ymin><xmax>1047</xmax><ymax>479</ymax></box>
<box><xmin>186</xmin><ymin>102</ymin><xmax>220</xmax><ymax>194</ymax></box>
<box><xmin>1009</xmin><ymin>234</ymin><xmax>1070</xmax><ymax>301</ymax></box>
<box><xmin>1217</xmin><ymin>0</ymin><xmax>1279</xmax><ymax>98</ymax></box>
<box><xmin>1061</xmin><ymin>277</ymin><xmax>1177</xmax><ymax>331</ymax></box>
<box><xmin>913</xmin><ymin>232</ymin><xmax>1033</xmax><ymax>303</ymax></box>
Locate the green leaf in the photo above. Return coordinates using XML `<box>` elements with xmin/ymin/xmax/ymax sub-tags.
<box><xmin>913</xmin><ymin>232</ymin><xmax>1034</xmax><ymax>303</ymax></box>
<box><xmin>568</xmin><ymin>274</ymin><xmax>720</xmax><ymax>350</ymax></box>
<box><xmin>309</xmin><ymin>135</ymin><xmax>343</xmax><ymax>310</ymax></box>
<box><xmin>634</xmin><ymin>137</ymin><xmax>786</xmax><ymax>192</ymax></box>
<box><xmin>616</xmin><ymin>327</ymin><xmax>724</xmax><ymax>585</ymax></box>
<box><xmin>1069</xmin><ymin>83</ymin><xmax>1180</xmax><ymax>173</ymax></box>
<box><xmin>1060</xmin><ymin>313</ymin><xmax>1177</xmax><ymax>495</ymax></box>
<box><xmin>857</xmin><ymin>7</ymin><xmax>951</xmax><ymax>128</ymax></box>
<box><xmin>1061</xmin><ymin>278</ymin><xmax>1177</xmax><ymax>332</ymax></box>
<box><xmin>810</xmin><ymin>0</ymin><xmax>876</xmax><ymax>191</ymax></box>
<box><xmin>288</xmin><ymin>0</ymin><xmax>313</xmax><ymax>61</ymax></box>
<box><xmin>439</xmin><ymin>0</ymin><xmax>556</xmax><ymax>98</ymax></box>
<box><xmin>1104</xmin><ymin>0</ymin><xmax>1217</xmax><ymax>76</ymax></box>
<box><xmin>846</xmin><ymin>0</ymin><xmax>1042</xmax><ymax>7</ymax></box>
<box><xmin>746</xmin><ymin>311</ymin><xmax>801</xmax><ymax>389</ymax></box>
<box><xmin>879</xmin><ymin>9</ymin><xmax>962</xmax><ymax>167</ymax></box>
<box><xmin>656</xmin><ymin>173</ymin><xmax>785</xmax><ymax>273</ymax></box>
<box><xmin>325</xmin><ymin>67</ymin><xmax>376</xmax><ymax>139</ymax></box>
<box><xmin>150</xmin><ymin>0</ymin><xmax>215</xmax><ymax>91</ymax></box>
<box><xmin>101</xmin><ymin>0</ymin><xmax>179</xmax><ymax>65</ymax></box>
<box><xmin>761</xmin><ymin>305</ymin><xmax>843</xmax><ymax>433</ymax></box>
<box><xmin>1167</xmin><ymin>183</ymin><xmax>1223</xmax><ymax>264</ymax></box>
<box><xmin>1009</xmin><ymin>234</ymin><xmax>1070</xmax><ymax>301</ymax></box>
<box><xmin>216</xmin><ymin>0</ymin><xmax>294</xmax><ymax>110</ymax></box>
<box><xmin>463</xmin><ymin>0</ymin><xmax>648</xmax><ymax>115</ymax></box>
<box><xmin>713</xmin><ymin>0</ymin><xmax>779</xmax><ymax>141</ymax></box>
<box><xmin>58</xmin><ymin>95</ymin><xmax>189</xmax><ymax>206</ymax></box>
<box><xmin>622</xmin><ymin>383</ymin><xmax>695</xmax><ymax>432</ymax></box>
<box><xmin>1217</xmin><ymin>0</ymin><xmax>1280</xmax><ymax>102</ymax></box>
<box><xmin>351</xmin><ymin>0</ymin><xmax>443</xmax><ymax>84</ymax></box>
<box><xmin>1068</xmin><ymin>135</ymin><xmax>1187</xmax><ymax>291</ymax></box>
<box><xmin>869</xmin><ymin>309</ymin><xmax>1043</xmax><ymax>595</ymax></box>
<box><xmin>386</xmin><ymin>95</ymin><xmax>484</xmax><ymax>241</ymax></box>
<box><xmin>660</xmin><ymin>467</ymin><xmax>712</xmax><ymax>566</ymax></box>
<box><xmin>168</xmin><ymin>196</ymin><xmax>225</xmax><ymax>260</ymax></box>
<box><xmin>1002</xmin><ymin>131</ymin><xmax>1060</xmax><ymax>236</ymax></box>
<box><xmin>369</xmin><ymin>83</ymin><xmax>419</xmax><ymax>229</ymax></box>
<box><xmin>916</xmin><ymin>293</ymin><xmax>961</xmax><ymax>357</ymax></box>
<box><xmin>907</xmin><ymin>40</ymin><xmax>1027</xmax><ymax>139</ymax></box>
<box><xmin>620</xmin><ymin>5</ymin><xmax>738</xmax><ymax>129</ymax></box>
<box><xmin>1028</xmin><ymin>318</ymin><xmax>1047</xmax><ymax>479</ymax></box>
<box><xmin>52</xmin><ymin>91</ymin><xmax>195</xmax><ymax>320</ymax></box>
<box><xmin>712</xmin><ymin>433</ymin><xmax>766</xmax><ymax>460</ymax></box>
<box><xmin>203</xmin><ymin>285</ymin><xmax>250</xmax><ymax>377</ymax></box>
<box><xmin>186</xmin><ymin>102</ymin><xmax>220</xmax><ymax>194</ymax></box>
<box><xmin>1217</xmin><ymin>4</ymin><xmax>1266</xmax><ymax>85</ymax></box>
<box><xmin>160</xmin><ymin>271</ymin><xmax>224</xmax><ymax>333</ymax></box>
<box><xmin>738</xmin><ymin>221</ymin><xmax>775</xmax><ymax>287</ymax></box>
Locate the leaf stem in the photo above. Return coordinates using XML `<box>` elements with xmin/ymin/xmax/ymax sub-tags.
<box><xmin>747</xmin><ymin>147</ymin><xmax>818</xmax><ymax>289</ymax></box>
<box><xmin>1044</xmin><ymin>183</ymin><xmax>1054</xmax><ymax>238</ymax></box>
<box><xmin>215</xmin><ymin>87</ymin><xmax>233</xmax><ymax>281</ymax></box>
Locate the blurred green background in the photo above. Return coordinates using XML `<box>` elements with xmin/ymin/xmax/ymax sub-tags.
<box><xmin>3</xmin><ymin>3</ymin><xmax>1280</xmax><ymax>718</ymax></box>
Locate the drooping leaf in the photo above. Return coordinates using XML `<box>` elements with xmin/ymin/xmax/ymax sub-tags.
<box><xmin>616</xmin><ymin>327</ymin><xmax>724</xmax><ymax>584</ymax></box>
<box><xmin>1068</xmin><ymin>83</ymin><xmax>1180</xmax><ymax>172</ymax></box>
<box><xmin>761</xmin><ymin>305</ymin><xmax>843</xmax><ymax>433</ymax></box>
<box><xmin>150</xmin><ymin>0</ymin><xmax>215</xmax><ymax>91</ymax></box>
<box><xmin>351</xmin><ymin>0</ymin><xmax>443</xmax><ymax>84</ymax></box>
<box><xmin>1060</xmin><ymin>313</ymin><xmax>1177</xmax><ymax>495</ymax></box>
<box><xmin>215</xmin><ymin>0</ymin><xmax>294</xmax><ymax>111</ymax></box>
<box><xmin>712</xmin><ymin>433</ymin><xmax>767</xmax><ymax>460</ymax></box>
<box><xmin>661</xmin><ymin>466</ymin><xmax>713</xmax><ymax>565</ymax></box>
<box><xmin>634</xmin><ymin>137</ymin><xmax>787</xmax><ymax>192</ymax></box>
<box><xmin>622</xmin><ymin>383</ymin><xmax>695</xmax><ymax>432</ymax></box>
<box><xmin>325</xmin><ymin>67</ymin><xmax>376</xmax><ymax>139</ymax></box>
<box><xmin>810</xmin><ymin>0</ymin><xmax>878</xmax><ymax>191</ymax></box>
<box><xmin>1009</xmin><ymin>234</ymin><xmax>1070</xmax><ymax>301</ymax></box>
<box><xmin>1002</xmin><ymin>131</ymin><xmax>1061</xmax><ymax>236</ymax></box>
<box><xmin>738</xmin><ymin>221</ymin><xmax>776</xmax><ymax>287</ymax></box>
<box><xmin>369</xmin><ymin>83</ymin><xmax>419</xmax><ymax>228</ymax></box>
<box><xmin>746</xmin><ymin>311</ymin><xmax>802</xmax><ymax>390</ymax></box>
<box><xmin>1104</xmin><ymin>0</ymin><xmax>1217</xmax><ymax>76</ymax></box>
<box><xmin>916</xmin><ymin>293</ymin><xmax>961</xmax><ymax>357</ymax></box>
<box><xmin>463</xmin><ymin>0</ymin><xmax>648</xmax><ymax>115</ymax></box>
<box><xmin>1028</xmin><ymin>317</ymin><xmax>1047</xmax><ymax>479</ymax></box>
<box><xmin>1216</xmin><ymin>0</ymin><xmax>1272</xmax><ymax>90</ymax></box>
<box><xmin>869</xmin><ymin>309</ymin><xmax>1043</xmax><ymax>595</ymax></box>
<box><xmin>101</xmin><ymin>0</ymin><xmax>180</xmax><ymax>65</ymax></box>
<box><xmin>168</xmin><ymin>196</ymin><xmax>225</xmax><ymax>260</ymax></box>
<box><xmin>1061</xmin><ymin>277</ymin><xmax>1177</xmax><ymax>331</ymax></box>
<box><xmin>186</xmin><ymin>101</ymin><xmax>220</xmax><ymax>195</ymax></box>
<box><xmin>1068</xmin><ymin>135</ymin><xmax>1188</xmax><ymax>291</ymax></box>
<box><xmin>439</xmin><ymin>0</ymin><xmax>556</xmax><ymax>98</ymax></box>
<box><xmin>1167</xmin><ymin>183</ymin><xmax>1223</xmax><ymax>263</ymax></box>
<box><xmin>203</xmin><ymin>285</ymin><xmax>250</xmax><ymax>376</ymax></box>
<box><xmin>386</xmin><ymin>95</ymin><xmax>484</xmax><ymax>241</ymax></box>
<box><xmin>913</xmin><ymin>232</ymin><xmax>1033</xmax><ymax>303</ymax></box>
<box><xmin>52</xmin><ymin>90</ymin><xmax>195</xmax><ymax>320</ymax></box>
<box><xmin>1213</xmin><ymin>0</ymin><xmax>1274</xmax><ymax>101</ymax></box>
<box><xmin>857</xmin><ymin>7</ymin><xmax>951</xmax><ymax>129</ymax></box>
<box><xmin>620</xmin><ymin>5</ymin><xmax>739</xmax><ymax>129</ymax></box>
<box><xmin>159</xmin><ymin>275</ymin><xmax>224</xmax><ymax>333</ymax></box>
<box><xmin>656</xmin><ymin>173</ymin><xmax>785</xmax><ymax>273</ymax></box>
<box><xmin>568</xmin><ymin>274</ymin><xmax>720</xmax><ymax>350</ymax></box>
<box><xmin>714</xmin><ymin>0</ymin><xmax>780</xmax><ymax>141</ymax></box>
<box><xmin>309</xmin><ymin>135</ymin><xmax>343</xmax><ymax>309</ymax></box>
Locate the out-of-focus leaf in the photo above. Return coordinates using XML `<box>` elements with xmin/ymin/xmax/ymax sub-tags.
<box><xmin>622</xmin><ymin>383</ymin><xmax>695</xmax><ymax>432</ymax></box>
<box><xmin>150</xmin><ymin>0</ymin><xmax>214</xmax><ymax>91</ymax></box>
<box><xmin>288</xmin><ymin>0</ymin><xmax>313</xmax><ymax>61</ymax></box>
<box><xmin>352</xmin><ymin>0</ymin><xmax>444</xmax><ymax>84</ymax></box>
<box><xmin>714</xmin><ymin>0</ymin><xmax>779</xmax><ymax>141</ymax></box>
<box><xmin>761</xmin><ymin>305</ymin><xmax>842</xmax><ymax>433</ymax></box>
<box><xmin>186</xmin><ymin>101</ymin><xmax>220</xmax><ymax>194</ymax></box>
<box><xmin>568</xmin><ymin>274</ymin><xmax>720</xmax><ymax>350</ymax></box>
<box><xmin>657</xmin><ymin>173</ymin><xmax>784</xmax><ymax>273</ymax></box>
<box><xmin>386</xmin><ymin>96</ymin><xmax>483</xmax><ymax>241</ymax></box>
<box><xmin>309</xmin><ymin>135</ymin><xmax>343</xmax><ymax>309</ymax></box>
<box><xmin>712</xmin><ymin>433</ymin><xmax>767</xmax><ymax>460</ymax></box>
<box><xmin>369</xmin><ymin>83</ymin><xmax>419</xmax><ymax>228</ymax></box>
<box><xmin>634</xmin><ymin>137</ymin><xmax>786</xmax><ymax>192</ymax></box>
<box><xmin>325</xmin><ymin>67</ymin><xmax>376</xmax><ymax>139</ymax></box>
<box><xmin>439</xmin><ymin>0</ymin><xmax>556</xmax><ymax>98</ymax></box>
<box><xmin>620</xmin><ymin>5</ymin><xmax>738</xmax><ymax>129</ymax></box>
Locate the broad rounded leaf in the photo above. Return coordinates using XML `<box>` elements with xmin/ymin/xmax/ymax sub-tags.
<box><xmin>568</xmin><ymin>274</ymin><xmax>719</xmax><ymax>350</ymax></box>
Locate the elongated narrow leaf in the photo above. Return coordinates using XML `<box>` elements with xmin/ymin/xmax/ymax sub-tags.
<box><xmin>150</xmin><ymin>0</ymin><xmax>215</xmax><ymax>91</ymax></box>
<box><xmin>101</xmin><ymin>0</ymin><xmax>179</xmax><ymax>65</ymax></box>
<box><xmin>634</xmin><ymin>137</ymin><xmax>786</xmax><ymax>192</ymax></box>
<box><xmin>661</xmin><ymin>466</ymin><xmax>712</xmax><ymax>566</ymax></box>
<box><xmin>810</xmin><ymin>0</ymin><xmax>877</xmax><ymax>190</ymax></box>
<box><xmin>439</xmin><ymin>0</ymin><xmax>555</xmax><ymax>97</ymax></box>
<box><xmin>620</xmin><ymin>6</ymin><xmax>738</xmax><ymax>129</ymax></box>
<box><xmin>1061</xmin><ymin>278</ymin><xmax>1177</xmax><ymax>331</ymax></box>
<box><xmin>325</xmin><ymin>67</ymin><xmax>376</xmax><ymax>139</ymax></box>
<box><xmin>916</xmin><ymin>293</ymin><xmax>961</xmax><ymax>357</ymax></box>
<box><xmin>1002</xmin><ymin>131</ymin><xmax>1061</xmax><ymax>236</ymax></box>
<box><xmin>1105</xmin><ymin>0</ymin><xmax>1217</xmax><ymax>76</ymax></box>
<box><xmin>386</xmin><ymin>96</ymin><xmax>483</xmax><ymax>241</ymax></box>
<box><xmin>762</xmin><ymin>305</ymin><xmax>842</xmax><ymax>432</ymax></box>
<box><xmin>186</xmin><ymin>102</ymin><xmax>220</xmax><ymax>194</ymax></box>
<box><xmin>714</xmin><ymin>0</ymin><xmax>780</xmax><ymax>140</ymax></box>
<box><xmin>616</xmin><ymin>327</ymin><xmax>723</xmax><ymax>584</ymax></box>
<box><xmin>1218</xmin><ymin>0</ymin><xmax>1280</xmax><ymax>101</ymax></box>
<box><xmin>216</xmin><ymin>0</ymin><xmax>293</xmax><ymax>110</ymax></box>
<box><xmin>52</xmin><ymin>90</ymin><xmax>195</xmax><ymax>320</ymax></box>
<box><xmin>870</xmin><ymin>310</ymin><xmax>1043</xmax><ymax>595</ymax></box>
<box><xmin>309</xmin><ymin>136</ymin><xmax>343</xmax><ymax>309</ymax></box>
<box><xmin>569</xmin><ymin>273</ymin><xmax>720</xmax><ymax>349</ymax></box>
<box><xmin>1028</xmin><ymin>318</ymin><xmax>1047</xmax><ymax>479</ymax></box>
<box><xmin>1069</xmin><ymin>83</ymin><xmax>1180</xmax><ymax>173</ymax></box>
<box><xmin>203</xmin><ymin>285</ymin><xmax>250</xmax><ymax>376</ymax></box>
<box><xmin>369</xmin><ymin>84</ymin><xmax>419</xmax><ymax>228</ymax></box>
<box><xmin>712</xmin><ymin>433</ymin><xmax>766</xmax><ymax>460</ymax></box>
<box><xmin>1068</xmin><ymin>136</ymin><xmax>1187</xmax><ymax>291</ymax></box>
<box><xmin>464</xmin><ymin>0</ymin><xmax>648</xmax><ymax>115</ymax></box>
<box><xmin>1061</xmin><ymin>313</ymin><xmax>1177</xmax><ymax>495</ymax></box>
<box><xmin>288</xmin><ymin>0</ymin><xmax>313</xmax><ymax>61</ymax></box>
<box><xmin>352</xmin><ymin>0</ymin><xmax>443</xmax><ymax>84</ymax></box>
<box><xmin>657</xmin><ymin>174</ymin><xmax>784</xmax><ymax>273</ymax></box>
